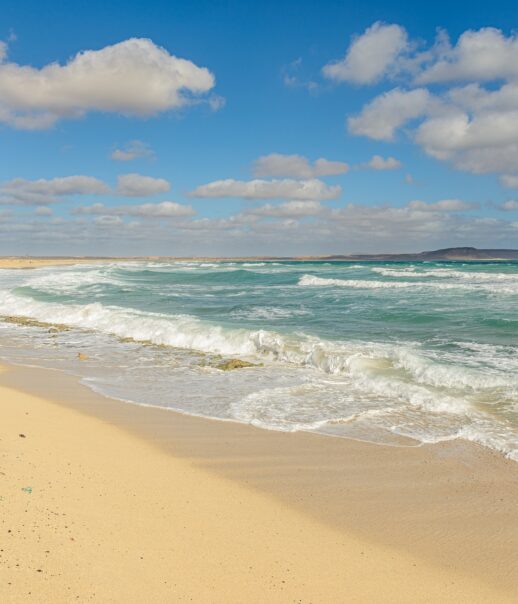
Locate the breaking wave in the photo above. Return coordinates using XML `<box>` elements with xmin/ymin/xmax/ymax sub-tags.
<box><xmin>298</xmin><ymin>273</ymin><xmax>518</xmax><ymax>293</ymax></box>
<box><xmin>0</xmin><ymin>260</ymin><xmax>516</xmax><ymax>461</ymax></box>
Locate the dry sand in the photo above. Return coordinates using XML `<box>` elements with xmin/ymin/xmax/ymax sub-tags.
<box><xmin>1</xmin><ymin>362</ymin><xmax>517</xmax><ymax>603</ymax></box>
<box><xmin>0</xmin><ymin>258</ymin><xmax>115</xmax><ymax>270</ymax></box>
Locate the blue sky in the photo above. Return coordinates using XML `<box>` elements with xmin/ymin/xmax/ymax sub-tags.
<box><xmin>1</xmin><ymin>0</ymin><xmax>518</xmax><ymax>255</ymax></box>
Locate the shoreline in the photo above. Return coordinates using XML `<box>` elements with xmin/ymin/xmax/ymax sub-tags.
<box><xmin>1</xmin><ymin>360</ymin><xmax>517</xmax><ymax>602</ymax></box>
<box><xmin>0</xmin><ymin>252</ymin><xmax>517</xmax><ymax>271</ymax></box>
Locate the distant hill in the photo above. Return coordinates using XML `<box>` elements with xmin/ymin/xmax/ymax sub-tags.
<box><xmin>323</xmin><ymin>247</ymin><xmax>518</xmax><ymax>261</ymax></box>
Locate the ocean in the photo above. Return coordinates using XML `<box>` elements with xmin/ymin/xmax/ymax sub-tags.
<box><xmin>0</xmin><ymin>260</ymin><xmax>516</xmax><ymax>460</ymax></box>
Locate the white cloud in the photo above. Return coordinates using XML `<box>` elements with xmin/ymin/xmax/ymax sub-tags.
<box><xmin>74</xmin><ymin>201</ymin><xmax>195</xmax><ymax>217</ymax></box>
<box><xmin>208</xmin><ymin>95</ymin><xmax>226</xmax><ymax>111</ymax></box>
<box><xmin>1</xmin><ymin>200</ymin><xmax>517</xmax><ymax>256</ymax></box>
<box><xmin>116</xmin><ymin>173</ymin><xmax>170</xmax><ymax>197</ymax></box>
<box><xmin>4</xmin><ymin>175</ymin><xmax>108</xmax><ymax>196</ymax></box>
<box><xmin>348</xmin><ymin>88</ymin><xmax>430</xmax><ymax>140</ymax></box>
<box><xmin>111</xmin><ymin>140</ymin><xmax>154</xmax><ymax>161</ymax></box>
<box><xmin>0</xmin><ymin>38</ymin><xmax>215</xmax><ymax>129</ymax></box>
<box><xmin>345</xmin><ymin>25</ymin><xmax>518</xmax><ymax>180</ymax></box>
<box><xmin>407</xmin><ymin>199</ymin><xmax>474</xmax><ymax>212</ymax></box>
<box><xmin>417</xmin><ymin>28</ymin><xmax>518</xmax><ymax>84</ymax></box>
<box><xmin>0</xmin><ymin>41</ymin><xmax>7</xmax><ymax>63</ymax></box>
<box><xmin>247</xmin><ymin>201</ymin><xmax>324</xmax><ymax>218</ymax></box>
<box><xmin>0</xmin><ymin>175</ymin><xmax>109</xmax><ymax>205</ymax></box>
<box><xmin>252</xmin><ymin>154</ymin><xmax>349</xmax><ymax>178</ymax></box>
<box><xmin>413</xmin><ymin>103</ymin><xmax>518</xmax><ymax>174</ymax></box>
<box><xmin>500</xmin><ymin>200</ymin><xmax>518</xmax><ymax>210</ymax></box>
<box><xmin>35</xmin><ymin>206</ymin><xmax>53</xmax><ymax>216</ymax></box>
<box><xmin>321</xmin><ymin>204</ymin><xmax>517</xmax><ymax>248</ymax></box>
<box><xmin>94</xmin><ymin>215</ymin><xmax>124</xmax><ymax>227</ymax></box>
<box><xmin>323</xmin><ymin>22</ymin><xmax>408</xmax><ymax>84</ymax></box>
<box><xmin>363</xmin><ymin>155</ymin><xmax>402</xmax><ymax>170</ymax></box>
<box><xmin>282</xmin><ymin>58</ymin><xmax>319</xmax><ymax>92</ymax></box>
<box><xmin>501</xmin><ymin>174</ymin><xmax>518</xmax><ymax>188</ymax></box>
<box><xmin>0</xmin><ymin>173</ymin><xmax>175</xmax><ymax>205</ymax></box>
<box><xmin>189</xmin><ymin>178</ymin><xmax>341</xmax><ymax>200</ymax></box>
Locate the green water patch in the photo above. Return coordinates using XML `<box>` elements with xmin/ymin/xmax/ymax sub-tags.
<box><xmin>1</xmin><ymin>315</ymin><xmax>71</xmax><ymax>333</ymax></box>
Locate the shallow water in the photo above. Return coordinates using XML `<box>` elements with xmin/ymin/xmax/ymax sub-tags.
<box><xmin>0</xmin><ymin>260</ymin><xmax>516</xmax><ymax>459</ymax></box>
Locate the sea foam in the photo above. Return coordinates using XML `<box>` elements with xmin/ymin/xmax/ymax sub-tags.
<box><xmin>0</xmin><ymin>260</ymin><xmax>516</xmax><ymax>461</ymax></box>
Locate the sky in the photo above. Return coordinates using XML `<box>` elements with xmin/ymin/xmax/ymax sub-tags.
<box><xmin>1</xmin><ymin>0</ymin><xmax>518</xmax><ymax>256</ymax></box>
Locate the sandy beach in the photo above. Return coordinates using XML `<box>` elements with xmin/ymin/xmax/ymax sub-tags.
<box><xmin>1</xmin><ymin>257</ymin><xmax>517</xmax><ymax>602</ymax></box>
<box><xmin>4</xmin><ymin>0</ymin><xmax>518</xmax><ymax>598</ymax></box>
<box><xmin>0</xmin><ymin>359</ymin><xmax>517</xmax><ymax>603</ymax></box>
<box><xmin>0</xmin><ymin>258</ymin><xmax>118</xmax><ymax>270</ymax></box>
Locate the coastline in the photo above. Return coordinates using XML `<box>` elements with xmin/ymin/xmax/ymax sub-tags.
<box><xmin>1</xmin><ymin>360</ymin><xmax>517</xmax><ymax>602</ymax></box>
<box><xmin>0</xmin><ymin>258</ymin><xmax>117</xmax><ymax>270</ymax></box>
<box><xmin>1</xmin><ymin>247</ymin><xmax>517</xmax><ymax>271</ymax></box>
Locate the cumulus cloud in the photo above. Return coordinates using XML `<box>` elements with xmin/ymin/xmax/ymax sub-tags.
<box><xmin>0</xmin><ymin>38</ymin><xmax>215</xmax><ymax>129</ymax></box>
<box><xmin>189</xmin><ymin>178</ymin><xmax>341</xmax><ymax>200</ymax></box>
<box><xmin>252</xmin><ymin>154</ymin><xmax>349</xmax><ymax>178</ymax></box>
<box><xmin>73</xmin><ymin>201</ymin><xmax>195</xmax><ymax>217</ymax></box>
<box><xmin>111</xmin><ymin>140</ymin><xmax>154</xmax><ymax>161</ymax></box>
<box><xmin>344</xmin><ymin>24</ymin><xmax>518</xmax><ymax>180</ymax></box>
<box><xmin>116</xmin><ymin>173</ymin><xmax>170</xmax><ymax>197</ymax></box>
<box><xmin>500</xmin><ymin>200</ymin><xmax>518</xmax><ymax>210</ymax></box>
<box><xmin>1</xmin><ymin>200</ymin><xmax>517</xmax><ymax>256</ymax></box>
<box><xmin>174</xmin><ymin>203</ymin><xmax>518</xmax><ymax>254</ymax></box>
<box><xmin>407</xmin><ymin>199</ymin><xmax>474</xmax><ymax>212</ymax></box>
<box><xmin>412</xmin><ymin>91</ymin><xmax>518</xmax><ymax>174</ymax></box>
<box><xmin>315</xmin><ymin>204</ymin><xmax>518</xmax><ymax>250</ymax></box>
<box><xmin>35</xmin><ymin>207</ymin><xmax>53</xmax><ymax>216</ymax></box>
<box><xmin>323</xmin><ymin>22</ymin><xmax>408</xmax><ymax>84</ymax></box>
<box><xmin>0</xmin><ymin>173</ymin><xmax>173</xmax><ymax>205</ymax></box>
<box><xmin>348</xmin><ymin>88</ymin><xmax>430</xmax><ymax>140</ymax></box>
<box><xmin>500</xmin><ymin>174</ymin><xmax>518</xmax><ymax>188</ymax></box>
<box><xmin>247</xmin><ymin>201</ymin><xmax>324</xmax><ymax>218</ymax></box>
<box><xmin>0</xmin><ymin>175</ymin><xmax>109</xmax><ymax>205</ymax></box>
<box><xmin>417</xmin><ymin>28</ymin><xmax>518</xmax><ymax>84</ymax></box>
<box><xmin>363</xmin><ymin>155</ymin><xmax>402</xmax><ymax>170</ymax></box>
<box><xmin>94</xmin><ymin>215</ymin><xmax>124</xmax><ymax>227</ymax></box>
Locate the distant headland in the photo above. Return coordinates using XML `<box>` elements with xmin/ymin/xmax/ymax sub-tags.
<box><xmin>320</xmin><ymin>247</ymin><xmax>518</xmax><ymax>262</ymax></box>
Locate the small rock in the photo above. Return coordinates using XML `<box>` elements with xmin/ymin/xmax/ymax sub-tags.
<box><xmin>216</xmin><ymin>358</ymin><xmax>258</xmax><ymax>371</ymax></box>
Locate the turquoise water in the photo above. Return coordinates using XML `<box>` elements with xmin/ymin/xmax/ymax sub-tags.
<box><xmin>0</xmin><ymin>260</ymin><xmax>517</xmax><ymax>459</ymax></box>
